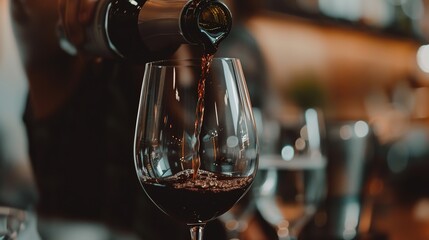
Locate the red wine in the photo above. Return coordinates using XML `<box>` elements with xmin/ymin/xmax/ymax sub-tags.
<box><xmin>187</xmin><ymin>0</ymin><xmax>232</xmax><ymax>179</ymax></box>
<box><xmin>141</xmin><ymin>169</ymin><xmax>253</xmax><ymax>224</ymax></box>
<box><xmin>191</xmin><ymin>53</ymin><xmax>214</xmax><ymax>179</ymax></box>
<box><xmin>146</xmin><ymin>0</ymin><xmax>232</xmax><ymax>219</ymax></box>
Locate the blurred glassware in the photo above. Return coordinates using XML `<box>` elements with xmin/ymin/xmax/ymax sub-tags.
<box><xmin>0</xmin><ymin>206</ymin><xmax>26</xmax><ymax>240</ymax></box>
<box><xmin>254</xmin><ymin>108</ymin><xmax>327</xmax><ymax>240</ymax></box>
<box><xmin>320</xmin><ymin>120</ymin><xmax>375</xmax><ymax>240</ymax></box>
<box><xmin>0</xmin><ymin>163</ymin><xmax>39</xmax><ymax>240</ymax></box>
<box><xmin>218</xmin><ymin>191</ymin><xmax>256</xmax><ymax>240</ymax></box>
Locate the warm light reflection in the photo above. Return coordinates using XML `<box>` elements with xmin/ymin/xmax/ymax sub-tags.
<box><xmin>417</xmin><ymin>45</ymin><xmax>429</xmax><ymax>73</ymax></box>
<box><xmin>305</xmin><ymin>108</ymin><xmax>321</xmax><ymax>151</ymax></box>
<box><xmin>319</xmin><ymin>0</ymin><xmax>361</xmax><ymax>21</ymax></box>
<box><xmin>354</xmin><ymin>121</ymin><xmax>369</xmax><ymax>138</ymax></box>
<box><xmin>281</xmin><ymin>145</ymin><xmax>295</xmax><ymax>161</ymax></box>
<box><xmin>400</xmin><ymin>0</ymin><xmax>423</xmax><ymax>20</ymax></box>
<box><xmin>226</xmin><ymin>136</ymin><xmax>239</xmax><ymax>148</ymax></box>
<box><xmin>342</xmin><ymin>202</ymin><xmax>360</xmax><ymax>240</ymax></box>
<box><xmin>339</xmin><ymin>125</ymin><xmax>353</xmax><ymax>140</ymax></box>
<box><xmin>214</xmin><ymin>102</ymin><xmax>219</xmax><ymax>126</ymax></box>
<box><xmin>339</xmin><ymin>121</ymin><xmax>369</xmax><ymax>140</ymax></box>
<box><xmin>300</xmin><ymin>126</ymin><xmax>308</xmax><ymax>140</ymax></box>
<box><xmin>295</xmin><ymin>138</ymin><xmax>306</xmax><ymax>151</ymax></box>
<box><xmin>361</xmin><ymin>0</ymin><xmax>394</xmax><ymax>27</ymax></box>
<box><xmin>128</xmin><ymin>0</ymin><xmax>138</xmax><ymax>6</ymax></box>
<box><xmin>319</xmin><ymin>0</ymin><xmax>394</xmax><ymax>27</ymax></box>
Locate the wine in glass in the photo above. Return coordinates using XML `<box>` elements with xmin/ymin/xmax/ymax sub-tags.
<box><xmin>134</xmin><ymin>58</ymin><xmax>258</xmax><ymax>240</ymax></box>
<box><xmin>254</xmin><ymin>108</ymin><xmax>326</xmax><ymax>240</ymax></box>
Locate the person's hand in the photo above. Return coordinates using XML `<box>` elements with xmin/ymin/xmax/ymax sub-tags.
<box><xmin>58</xmin><ymin>0</ymin><xmax>99</xmax><ymax>53</ymax></box>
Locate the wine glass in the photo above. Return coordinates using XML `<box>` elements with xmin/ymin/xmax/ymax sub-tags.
<box><xmin>133</xmin><ymin>58</ymin><xmax>258</xmax><ymax>240</ymax></box>
<box><xmin>0</xmin><ymin>206</ymin><xmax>26</xmax><ymax>240</ymax></box>
<box><xmin>254</xmin><ymin>108</ymin><xmax>326</xmax><ymax>240</ymax></box>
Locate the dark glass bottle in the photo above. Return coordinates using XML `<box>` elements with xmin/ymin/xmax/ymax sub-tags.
<box><xmin>63</xmin><ymin>0</ymin><xmax>232</xmax><ymax>61</ymax></box>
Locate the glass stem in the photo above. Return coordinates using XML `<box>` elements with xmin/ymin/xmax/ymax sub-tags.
<box><xmin>189</xmin><ymin>224</ymin><xmax>206</xmax><ymax>240</ymax></box>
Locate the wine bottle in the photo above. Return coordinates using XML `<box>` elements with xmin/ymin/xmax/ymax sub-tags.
<box><xmin>59</xmin><ymin>0</ymin><xmax>232</xmax><ymax>61</ymax></box>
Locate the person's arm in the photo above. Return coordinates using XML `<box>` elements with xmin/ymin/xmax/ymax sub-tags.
<box><xmin>9</xmin><ymin>0</ymin><xmax>98</xmax><ymax>120</ymax></box>
<box><xmin>0</xmin><ymin>0</ymin><xmax>37</xmax><ymax>209</ymax></box>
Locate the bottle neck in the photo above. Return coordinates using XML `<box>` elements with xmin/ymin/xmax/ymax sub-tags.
<box><xmin>181</xmin><ymin>0</ymin><xmax>232</xmax><ymax>54</ymax></box>
<box><xmin>138</xmin><ymin>0</ymin><xmax>232</xmax><ymax>55</ymax></box>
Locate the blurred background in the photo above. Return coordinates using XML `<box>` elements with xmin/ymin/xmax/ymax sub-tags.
<box><xmin>3</xmin><ymin>0</ymin><xmax>429</xmax><ymax>239</ymax></box>
<box><xmin>218</xmin><ymin>0</ymin><xmax>429</xmax><ymax>239</ymax></box>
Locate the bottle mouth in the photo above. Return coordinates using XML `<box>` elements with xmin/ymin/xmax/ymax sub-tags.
<box><xmin>182</xmin><ymin>0</ymin><xmax>232</xmax><ymax>54</ymax></box>
<box><xmin>197</xmin><ymin>1</ymin><xmax>232</xmax><ymax>52</ymax></box>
